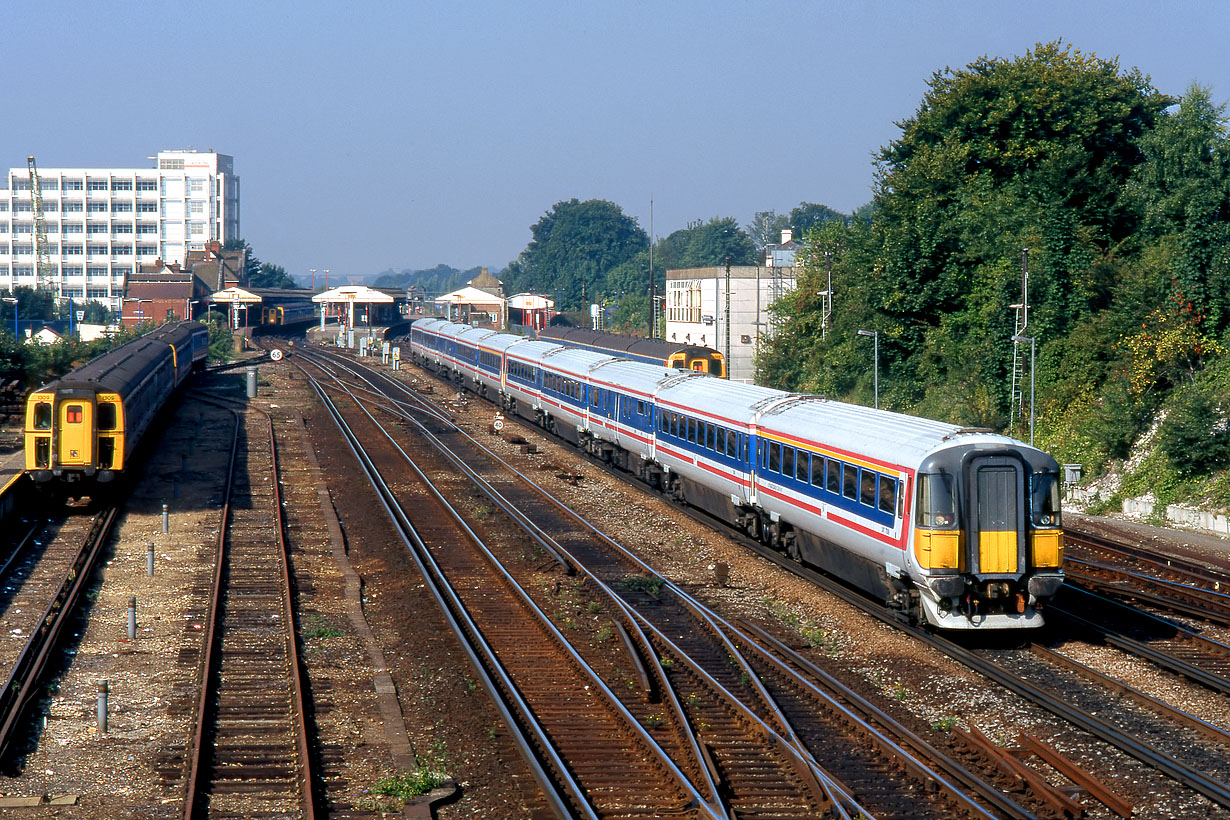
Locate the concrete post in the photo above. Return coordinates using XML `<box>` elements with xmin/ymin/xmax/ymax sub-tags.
<box><xmin>126</xmin><ymin>597</ymin><xmax>136</xmax><ymax>641</ymax></box>
<box><xmin>97</xmin><ymin>681</ymin><xmax>108</xmax><ymax>734</ymax></box>
<box><xmin>147</xmin><ymin>543</ymin><xmax>155</xmax><ymax>576</ymax></box>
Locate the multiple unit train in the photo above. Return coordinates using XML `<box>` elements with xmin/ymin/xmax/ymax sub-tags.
<box><xmin>538</xmin><ymin>325</ymin><xmax>727</xmax><ymax>378</ymax></box>
<box><xmin>25</xmin><ymin>321</ymin><xmax>209</xmax><ymax>486</ymax></box>
<box><xmin>261</xmin><ymin>303</ymin><xmax>316</xmax><ymax>326</ymax></box>
<box><xmin>410</xmin><ymin>317</ymin><xmax>1064</xmax><ymax>630</ymax></box>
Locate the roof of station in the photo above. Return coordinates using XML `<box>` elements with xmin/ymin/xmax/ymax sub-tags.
<box><xmin>312</xmin><ymin>285</ymin><xmax>396</xmax><ymax>304</ymax></box>
<box><xmin>210</xmin><ymin>287</ymin><xmax>262</xmax><ymax>304</ymax></box>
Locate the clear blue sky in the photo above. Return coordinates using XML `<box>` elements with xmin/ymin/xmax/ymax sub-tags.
<box><xmin>5</xmin><ymin>1</ymin><xmax>1227</xmax><ymax>284</ymax></box>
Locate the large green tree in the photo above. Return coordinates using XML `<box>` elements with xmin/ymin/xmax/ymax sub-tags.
<box><xmin>503</xmin><ymin>199</ymin><xmax>648</xmax><ymax>310</ymax></box>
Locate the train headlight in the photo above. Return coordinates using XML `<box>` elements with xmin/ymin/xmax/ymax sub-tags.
<box><xmin>1038</xmin><ymin>513</ymin><xmax>1056</xmax><ymax>526</ymax></box>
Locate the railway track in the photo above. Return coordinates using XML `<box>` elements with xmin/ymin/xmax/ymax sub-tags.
<box><xmin>296</xmin><ymin>345</ymin><xmax>1048</xmax><ymax>819</ymax></box>
<box><xmin>0</xmin><ymin>507</ymin><xmax>117</xmax><ymax>764</ymax></box>
<box><xmin>1063</xmin><ymin>528</ymin><xmax>1230</xmax><ymax>626</ymax></box>
<box><xmin>318</xmin><ymin>341</ymin><xmax>1230</xmax><ymax>817</ymax></box>
<box><xmin>182</xmin><ymin>393</ymin><xmax>317</xmax><ymax>819</ymax></box>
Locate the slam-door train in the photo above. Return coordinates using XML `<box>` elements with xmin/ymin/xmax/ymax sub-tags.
<box><xmin>25</xmin><ymin>321</ymin><xmax>209</xmax><ymax>487</ymax></box>
<box><xmin>410</xmin><ymin>318</ymin><xmax>1064</xmax><ymax>630</ymax></box>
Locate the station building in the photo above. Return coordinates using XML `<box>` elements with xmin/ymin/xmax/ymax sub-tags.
<box><xmin>0</xmin><ymin>149</ymin><xmax>240</xmax><ymax>311</ymax></box>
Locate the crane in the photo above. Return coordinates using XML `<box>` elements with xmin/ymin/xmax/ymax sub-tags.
<box><xmin>26</xmin><ymin>156</ymin><xmax>56</xmax><ymax>295</ymax></box>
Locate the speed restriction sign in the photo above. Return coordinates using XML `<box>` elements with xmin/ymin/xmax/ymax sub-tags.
<box><xmin>270</xmin><ymin>349</ymin><xmax>284</xmax><ymax>361</ymax></box>
<box><xmin>493</xmin><ymin>415</ymin><xmax>505</xmax><ymax>432</ymax></box>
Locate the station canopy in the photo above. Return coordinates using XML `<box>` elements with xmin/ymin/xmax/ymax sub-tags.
<box><xmin>211</xmin><ymin>286</ymin><xmax>263</xmax><ymax>304</ymax></box>
<box><xmin>312</xmin><ymin>285</ymin><xmax>395</xmax><ymax>305</ymax></box>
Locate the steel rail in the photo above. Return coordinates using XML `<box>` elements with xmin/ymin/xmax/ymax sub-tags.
<box><xmin>0</xmin><ymin>507</ymin><xmax>119</xmax><ymax>760</ymax></box>
<box><xmin>182</xmin><ymin>394</ymin><xmax>317</xmax><ymax>820</ymax></box>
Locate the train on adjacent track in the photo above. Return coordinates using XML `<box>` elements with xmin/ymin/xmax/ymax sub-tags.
<box><xmin>409</xmin><ymin>317</ymin><xmax>1064</xmax><ymax>630</ymax></box>
<box><xmin>25</xmin><ymin>321</ymin><xmax>209</xmax><ymax>488</ymax></box>
<box><xmin>261</xmin><ymin>303</ymin><xmax>316</xmax><ymax>326</ymax></box>
<box><xmin>538</xmin><ymin>325</ymin><xmax>727</xmax><ymax>378</ymax></box>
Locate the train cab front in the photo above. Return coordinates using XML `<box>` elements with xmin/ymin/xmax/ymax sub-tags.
<box><xmin>25</xmin><ymin>387</ymin><xmax>110</xmax><ymax>484</ymax></box>
<box><xmin>911</xmin><ymin>443</ymin><xmax>1064</xmax><ymax>629</ymax></box>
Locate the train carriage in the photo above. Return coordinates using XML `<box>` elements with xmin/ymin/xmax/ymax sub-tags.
<box><xmin>539</xmin><ymin>326</ymin><xmax>727</xmax><ymax>378</ymax></box>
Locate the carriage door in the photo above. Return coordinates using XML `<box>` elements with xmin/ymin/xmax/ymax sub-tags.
<box><xmin>57</xmin><ymin>398</ymin><xmax>95</xmax><ymax>468</ymax></box>
<box><xmin>966</xmin><ymin>456</ymin><xmax>1024</xmax><ymax>575</ymax></box>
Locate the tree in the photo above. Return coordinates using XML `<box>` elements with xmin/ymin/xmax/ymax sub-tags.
<box><xmin>503</xmin><ymin>199</ymin><xmax>648</xmax><ymax>310</ymax></box>
<box><xmin>222</xmin><ymin>238</ymin><xmax>260</xmax><ymax>282</ymax></box>
<box><xmin>788</xmin><ymin>202</ymin><xmax>847</xmax><ymax>238</ymax></box>
<box><xmin>249</xmin><ymin>262</ymin><xmax>297</xmax><ymax>289</ymax></box>
<box><xmin>747</xmin><ymin>210</ymin><xmax>791</xmax><ymax>254</ymax></box>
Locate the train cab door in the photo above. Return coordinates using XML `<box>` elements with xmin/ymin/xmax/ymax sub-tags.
<box><xmin>57</xmin><ymin>396</ymin><xmax>95</xmax><ymax>469</ymax></box>
<box><xmin>965</xmin><ymin>455</ymin><xmax>1025</xmax><ymax>575</ymax></box>
<box><xmin>689</xmin><ymin>359</ymin><xmax>709</xmax><ymax>374</ymax></box>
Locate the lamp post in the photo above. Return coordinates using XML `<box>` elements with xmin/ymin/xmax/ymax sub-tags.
<box><xmin>1012</xmin><ymin>334</ymin><xmax>1036</xmax><ymax>446</ymax></box>
<box><xmin>857</xmin><ymin>329</ymin><xmax>879</xmax><ymax>410</ymax></box>
<box><xmin>310</xmin><ymin>268</ymin><xmax>317</xmax><ymax>291</ymax></box>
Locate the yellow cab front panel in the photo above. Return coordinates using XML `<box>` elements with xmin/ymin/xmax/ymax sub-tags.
<box><xmin>57</xmin><ymin>399</ymin><xmax>94</xmax><ymax>469</ymax></box>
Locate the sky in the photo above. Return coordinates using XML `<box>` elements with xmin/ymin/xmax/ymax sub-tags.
<box><xmin>4</xmin><ymin>1</ymin><xmax>1227</xmax><ymax>284</ymax></box>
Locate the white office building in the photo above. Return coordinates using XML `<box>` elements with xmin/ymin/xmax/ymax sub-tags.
<box><xmin>0</xmin><ymin>150</ymin><xmax>240</xmax><ymax>308</ymax></box>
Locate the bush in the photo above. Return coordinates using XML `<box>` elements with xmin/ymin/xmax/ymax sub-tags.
<box><xmin>1158</xmin><ymin>387</ymin><xmax>1230</xmax><ymax>477</ymax></box>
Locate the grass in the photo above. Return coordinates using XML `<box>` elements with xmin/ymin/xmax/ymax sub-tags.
<box><xmin>303</xmin><ymin>614</ymin><xmax>344</xmax><ymax>641</ymax></box>
<box><xmin>618</xmin><ymin>574</ymin><xmax>664</xmax><ymax>597</ymax></box>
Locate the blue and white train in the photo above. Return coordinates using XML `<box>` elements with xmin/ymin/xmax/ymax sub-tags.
<box><xmin>409</xmin><ymin>318</ymin><xmax>1065</xmax><ymax>630</ymax></box>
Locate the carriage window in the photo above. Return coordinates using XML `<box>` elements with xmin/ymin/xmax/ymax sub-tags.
<box><xmin>98</xmin><ymin>402</ymin><xmax>117</xmax><ymax>431</ymax></box>
<box><xmin>782</xmin><ymin>446</ymin><xmax>794</xmax><ymax>478</ymax></box>
<box><xmin>726</xmin><ymin>430</ymin><xmax>737</xmax><ymax>458</ymax></box>
<box><xmin>878</xmin><ymin>477</ymin><xmax>897</xmax><ymax>515</ymax></box>
<box><xmin>797</xmin><ymin>451</ymin><xmax>810</xmax><ymax>483</ymax></box>
<box><xmin>769</xmin><ymin>443</ymin><xmax>780</xmax><ymax>472</ymax></box>
<box><xmin>66</xmin><ymin>405</ymin><xmax>83</xmax><ymax>424</ymax></box>
<box><xmin>811</xmin><ymin>456</ymin><xmax>823</xmax><ymax>486</ymax></box>
<box><xmin>917</xmin><ymin>473</ymin><xmax>957</xmax><ymax>529</ymax></box>
<box><xmin>34</xmin><ymin>401</ymin><xmax>52</xmax><ymax>429</ymax></box>
<box><xmin>638</xmin><ymin>400</ymin><xmax>646</xmax><ymax>416</ymax></box>
<box><xmin>860</xmin><ymin>470</ymin><xmax>877</xmax><ymax>506</ymax></box>
<box><xmin>826</xmin><ymin>459</ymin><xmax>840</xmax><ymax>494</ymax></box>
<box><xmin>1031</xmin><ymin>472</ymin><xmax>1062</xmax><ymax>528</ymax></box>
<box><xmin>842</xmin><ymin>464</ymin><xmax>858</xmax><ymax>499</ymax></box>
<box><xmin>706</xmin><ymin>423</ymin><xmax>716</xmax><ymax>450</ymax></box>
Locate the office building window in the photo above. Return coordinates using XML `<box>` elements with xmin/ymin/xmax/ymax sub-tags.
<box><xmin>87</xmin><ymin>244</ymin><xmax>107</xmax><ymax>255</ymax></box>
<box><xmin>42</xmin><ymin>201</ymin><xmax>58</xmax><ymax>212</ymax></box>
<box><xmin>111</xmin><ymin>179</ymin><xmax>132</xmax><ymax>191</ymax></box>
<box><xmin>63</xmin><ymin>244</ymin><xmax>83</xmax><ymax>255</ymax></box>
<box><xmin>62</xmin><ymin>201</ymin><xmax>83</xmax><ymax>212</ymax></box>
<box><xmin>159</xmin><ymin>158</ymin><xmax>184</xmax><ymax>170</ymax></box>
<box><xmin>14</xmin><ymin>202</ymin><xmax>32</xmax><ymax>212</ymax></box>
<box><xmin>136</xmin><ymin>179</ymin><xmax>157</xmax><ymax>191</ymax></box>
<box><xmin>137</xmin><ymin>224</ymin><xmax>156</xmax><ymax>235</ymax></box>
<box><xmin>14</xmin><ymin>266</ymin><xmax>33</xmax><ymax>277</ymax></box>
<box><xmin>111</xmin><ymin>245</ymin><xmax>132</xmax><ymax>256</ymax></box>
<box><xmin>189</xmin><ymin>221</ymin><xmax>205</xmax><ymax>236</ymax></box>
<box><xmin>190</xmin><ymin>200</ymin><xmax>204</xmax><ymax>214</ymax></box>
<box><xmin>62</xmin><ymin>286</ymin><xmax>83</xmax><ymax>298</ymax></box>
<box><xmin>190</xmin><ymin>178</ymin><xmax>204</xmax><ymax>192</ymax></box>
<box><xmin>87</xmin><ymin>202</ymin><xmax>107</xmax><ymax>212</ymax></box>
<box><xmin>112</xmin><ymin>224</ymin><xmax>133</xmax><ymax>235</ymax></box>
<box><xmin>13</xmin><ymin>244</ymin><xmax>33</xmax><ymax>254</ymax></box>
<box><xmin>11</xmin><ymin>179</ymin><xmax>30</xmax><ymax>191</ymax></box>
<box><xmin>111</xmin><ymin>201</ymin><xmax>132</xmax><ymax>212</ymax></box>
<box><xmin>0</xmin><ymin>224</ymin><xmax>6</xmax><ymax>233</ymax></box>
<box><xmin>13</xmin><ymin>223</ymin><xmax>32</xmax><ymax>234</ymax></box>
<box><xmin>87</xmin><ymin>287</ymin><xmax>108</xmax><ymax>298</ymax></box>
<box><xmin>86</xmin><ymin>179</ymin><xmax>108</xmax><ymax>191</ymax></box>
<box><xmin>87</xmin><ymin>223</ymin><xmax>106</xmax><ymax>234</ymax></box>
<box><xmin>137</xmin><ymin>202</ymin><xmax>157</xmax><ymax>213</ymax></box>
<box><xmin>63</xmin><ymin>266</ymin><xmax>83</xmax><ymax>277</ymax></box>
<box><xmin>38</xmin><ymin>179</ymin><xmax>58</xmax><ymax>191</ymax></box>
<box><xmin>137</xmin><ymin>245</ymin><xmax>157</xmax><ymax>256</ymax></box>
<box><xmin>62</xmin><ymin>179</ymin><xmax>83</xmax><ymax>191</ymax></box>
<box><xmin>0</xmin><ymin>202</ymin><xmax>6</xmax><ymax>211</ymax></box>
<box><xmin>63</xmin><ymin>223</ymin><xmax>83</xmax><ymax>234</ymax></box>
